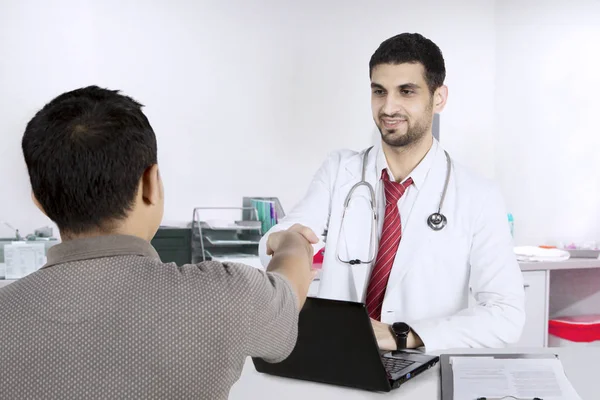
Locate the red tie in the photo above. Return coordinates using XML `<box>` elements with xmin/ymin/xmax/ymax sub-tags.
<box><xmin>365</xmin><ymin>170</ymin><xmax>413</xmax><ymax>321</ymax></box>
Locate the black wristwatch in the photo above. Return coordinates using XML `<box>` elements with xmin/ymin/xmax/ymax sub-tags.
<box><xmin>390</xmin><ymin>322</ymin><xmax>411</xmax><ymax>350</ymax></box>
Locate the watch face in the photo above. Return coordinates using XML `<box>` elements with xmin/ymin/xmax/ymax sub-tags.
<box><xmin>392</xmin><ymin>322</ymin><xmax>410</xmax><ymax>335</ymax></box>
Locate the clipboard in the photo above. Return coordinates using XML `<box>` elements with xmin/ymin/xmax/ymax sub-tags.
<box><xmin>440</xmin><ymin>353</ymin><xmax>559</xmax><ymax>400</ymax></box>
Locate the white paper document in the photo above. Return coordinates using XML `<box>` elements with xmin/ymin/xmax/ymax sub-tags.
<box><xmin>450</xmin><ymin>356</ymin><xmax>582</xmax><ymax>400</ymax></box>
<box><xmin>4</xmin><ymin>242</ymin><xmax>46</xmax><ymax>279</ymax></box>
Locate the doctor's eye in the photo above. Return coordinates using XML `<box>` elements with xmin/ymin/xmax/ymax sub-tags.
<box><xmin>372</xmin><ymin>89</ymin><xmax>386</xmax><ymax>96</ymax></box>
<box><xmin>401</xmin><ymin>89</ymin><xmax>414</xmax><ymax>95</ymax></box>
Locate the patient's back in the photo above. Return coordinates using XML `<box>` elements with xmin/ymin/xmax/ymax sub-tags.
<box><xmin>0</xmin><ymin>235</ymin><xmax>298</xmax><ymax>400</ymax></box>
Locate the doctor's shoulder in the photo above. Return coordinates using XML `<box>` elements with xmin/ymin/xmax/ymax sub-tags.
<box><xmin>319</xmin><ymin>148</ymin><xmax>359</xmax><ymax>167</ymax></box>
<box><xmin>312</xmin><ymin>148</ymin><xmax>361</xmax><ymax>181</ymax></box>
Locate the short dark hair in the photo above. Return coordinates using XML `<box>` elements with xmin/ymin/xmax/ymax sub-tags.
<box><xmin>21</xmin><ymin>85</ymin><xmax>158</xmax><ymax>235</ymax></box>
<box><xmin>369</xmin><ymin>33</ymin><xmax>446</xmax><ymax>94</ymax></box>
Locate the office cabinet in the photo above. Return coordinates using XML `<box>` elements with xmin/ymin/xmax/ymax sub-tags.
<box><xmin>511</xmin><ymin>270</ymin><xmax>549</xmax><ymax>348</ymax></box>
<box><xmin>151</xmin><ymin>227</ymin><xmax>192</xmax><ymax>266</ymax></box>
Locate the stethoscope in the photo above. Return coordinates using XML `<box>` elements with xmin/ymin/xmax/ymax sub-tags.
<box><xmin>336</xmin><ymin>145</ymin><xmax>452</xmax><ymax>266</ymax></box>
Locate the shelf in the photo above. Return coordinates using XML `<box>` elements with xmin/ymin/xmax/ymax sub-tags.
<box><xmin>210</xmin><ymin>253</ymin><xmax>258</xmax><ymax>261</ymax></box>
<box><xmin>199</xmin><ymin>221</ymin><xmax>262</xmax><ymax>231</ymax></box>
<box><xmin>201</xmin><ymin>249</ymin><xmax>258</xmax><ymax>261</ymax></box>
<box><xmin>204</xmin><ymin>236</ymin><xmax>260</xmax><ymax>246</ymax></box>
<box><xmin>191</xmin><ymin>204</ymin><xmax>279</xmax><ymax>263</ymax></box>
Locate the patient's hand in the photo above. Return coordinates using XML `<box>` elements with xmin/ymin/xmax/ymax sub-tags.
<box><xmin>266</xmin><ymin>224</ymin><xmax>318</xmax><ymax>256</ymax></box>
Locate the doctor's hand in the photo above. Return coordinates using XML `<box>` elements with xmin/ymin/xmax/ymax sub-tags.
<box><xmin>371</xmin><ymin>319</ymin><xmax>424</xmax><ymax>350</ymax></box>
<box><xmin>265</xmin><ymin>224</ymin><xmax>320</xmax><ymax>309</ymax></box>
<box><xmin>371</xmin><ymin>319</ymin><xmax>398</xmax><ymax>351</ymax></box>
<box><xmin>266</xmin><ymin>224</ymin><xmax>319</xmax><ymax>257</ymax></box>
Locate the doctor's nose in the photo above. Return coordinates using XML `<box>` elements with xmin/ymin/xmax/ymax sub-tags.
<box><xmin>381</xmin><ymin>93</ymin><xmax>403</xmax><ymax>116</ymax></box>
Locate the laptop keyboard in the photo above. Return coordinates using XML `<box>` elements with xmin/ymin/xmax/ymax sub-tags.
<box><xmin>381</xmin><ymin>357</ymin><xmax>415</xmax><ymax>375</ymax></box>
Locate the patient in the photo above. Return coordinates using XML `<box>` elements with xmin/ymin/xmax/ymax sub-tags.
<box><xmin>0</xmin><ymin>86</ymin><xmax>316</xmax><ymax>399</ymax></box>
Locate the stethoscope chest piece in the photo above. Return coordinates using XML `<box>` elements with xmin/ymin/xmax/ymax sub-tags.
<box><xmin>427</xmin><ymin>212</ymin><xmax>447</xmax><ymax>231</ymax></box>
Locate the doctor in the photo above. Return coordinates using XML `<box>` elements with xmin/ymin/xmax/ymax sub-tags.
<box><xmin>259</xmin><ymin>33</ymin><xmax>525</xmax><ymax>352</ymax></box>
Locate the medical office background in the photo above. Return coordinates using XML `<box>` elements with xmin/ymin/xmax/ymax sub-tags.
<box><xmin>1</xmin><ymin>0</ymin><xmax>599</xmax><ymax>342</ymax></box>
<box><xmin>1</xmin><ymin>0</ymin><xmax>599</xmax><ymax>246</ymax></box>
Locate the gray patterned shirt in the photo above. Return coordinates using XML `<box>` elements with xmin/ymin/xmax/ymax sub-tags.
<box><xmin>0</xmin><ymin>234</ymin><xmax>298</xmax><ymax>399</ymax></box>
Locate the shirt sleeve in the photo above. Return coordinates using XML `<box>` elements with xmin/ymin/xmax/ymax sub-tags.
<box><xmin>239</xmin><ymin>266</ymin><xmax>299</xmax><ymax>362</ymax></box>
<box><xmin>178</xmin><ymin>260</ymin><xmax>299</xmax><ymax>364</ymax></box>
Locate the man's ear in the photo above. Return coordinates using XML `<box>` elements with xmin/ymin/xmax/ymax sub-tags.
<box><xmin>433</xmin><ymin>85</ymin><xmax>448</xmax><ymax>114</ymax></box>
<box><xmin>141</xmin><ymin>164</ymin><xmax>161</xmax><ymax>206</ymax></box>
<box><xmin>31</xmin><ymin>192</ymin><xmax>47</xmax><ymax>216</ymax></box>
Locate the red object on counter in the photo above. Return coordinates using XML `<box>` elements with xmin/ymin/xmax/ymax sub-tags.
<box><xmin>548</xmin><ymin>315</ymin><xmax>600</xmax><ymax>343</ymax></box>
<box><xmin>312</xmin><ymin>248</ymin><xmax>325</xmax><ymax>269</ymax></box>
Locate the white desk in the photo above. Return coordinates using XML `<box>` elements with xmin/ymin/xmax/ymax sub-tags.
<box><xmin>231</xmin><ymin>347</ymin><xmax>600</xmax><ymax>399</ymax></box>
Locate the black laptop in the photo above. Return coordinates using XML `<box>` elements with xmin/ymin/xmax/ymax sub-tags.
<box><xmin>252</xmin><ymin>297</ymin><xmax>439</xmax><ymax>392</ymax></box>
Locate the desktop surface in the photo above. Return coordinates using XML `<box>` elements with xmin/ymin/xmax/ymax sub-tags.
<box><xmin>231</xmin><ymin>347</ymin><xmax>600</xmax><ymax>400</ymax></box>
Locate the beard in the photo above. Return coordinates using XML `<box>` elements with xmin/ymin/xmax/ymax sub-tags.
<box><xmin>376</xmin><ymin>102</ymin><xmax>434</xmax><ymax>148</ymax></box>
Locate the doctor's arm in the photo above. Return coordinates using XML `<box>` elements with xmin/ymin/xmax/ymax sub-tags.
<box><xmin>407</xmin><ymin>185</ymin><xmax>526</xmax><ymax>352</ymax></box>
<box><xmin>258</xmin><ymin>152</ymin><xmax>342</xmax><ymax>267</ymax></box>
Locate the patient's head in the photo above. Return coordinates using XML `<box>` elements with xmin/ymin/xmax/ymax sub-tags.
<box><xmin>21</xmin><ymin>86</ymin><xmax>164</xmax><ymax>241</ymax></box>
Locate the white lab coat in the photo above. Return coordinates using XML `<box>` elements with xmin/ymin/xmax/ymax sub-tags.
<box><xmin>259</xmin><ymin>140</ymin><xmax>525</xmax><ymax>352</ymax></box>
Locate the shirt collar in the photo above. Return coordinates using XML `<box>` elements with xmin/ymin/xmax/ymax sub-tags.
<box><xmin>375</xmin><ymin>138</ymin><xmax>440</xmax><ymax>190</ymax></box>
<box><xmin>43</xmin><ymin>234</ymin><xmax>160</xmax><ymax>269</ymax></box>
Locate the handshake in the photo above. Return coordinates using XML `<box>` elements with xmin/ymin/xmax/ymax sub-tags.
<box><xmin>265</xmin><ymin>224</ymin><xmax>321</xmax><ymax>307</ymax></box>
<box><xmin>266</xmin><ymin>224</ymin><xmax>319</xmax><ymax>258</ymax></box>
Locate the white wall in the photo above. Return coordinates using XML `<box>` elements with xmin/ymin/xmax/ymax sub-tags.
<box><xmin>0</xmin><ymin>0</ymin><xmax>497</xmax><ymax>237</ymax></box>
<box><xmin>494</xmin><ymin>0</ymin><xmax>600</xmax><ymax>246</ymax></box>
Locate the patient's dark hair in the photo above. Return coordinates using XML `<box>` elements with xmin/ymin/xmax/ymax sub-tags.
<box><xmin>369</xmin><ymin>33</ymin><xmax>446</xmax><ymax>94</ymax></box>
<box><xmin>21</xmin><ymin>85</ymin><xmax>157</xmax><ymax>235</ymax></box>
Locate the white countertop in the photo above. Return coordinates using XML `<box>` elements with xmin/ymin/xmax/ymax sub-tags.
<box><xmin>230</xmin><ymin>346</ymin><xmax>600</xmax><ymax>400</ymax></box>
<box><xmin>519</xmin><ymin>258</ymin><xmax>600</xmax><ymax>272</ymax></box>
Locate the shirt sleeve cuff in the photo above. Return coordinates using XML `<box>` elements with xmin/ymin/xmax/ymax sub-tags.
<box><xmin>407</xmin><ymin>319</ymin><xmax>442</xmax><ymax>353</ymax></box>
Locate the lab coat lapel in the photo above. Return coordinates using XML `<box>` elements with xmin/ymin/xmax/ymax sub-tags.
<box><xmin>384</xmin><ymin>148</ymin><xmax>448</xmax><ymax>300</ymax></box>
<box><xmin>340</xmin><ymin>147</ymin><xmax>368</xmax><ymax>188</ymax></box>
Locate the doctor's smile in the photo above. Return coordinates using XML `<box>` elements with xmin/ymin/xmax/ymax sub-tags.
<box><xmin>379</xmin><ymin>115</ymin><xmax>408</xmax><ymax>130</ymax></box>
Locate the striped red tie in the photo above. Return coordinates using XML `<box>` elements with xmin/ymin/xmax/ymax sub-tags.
<box><xmin>365</xmin><ymin>170</ymin><xmax>413</xmax><ymax>321</ymax></box>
